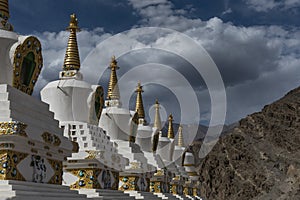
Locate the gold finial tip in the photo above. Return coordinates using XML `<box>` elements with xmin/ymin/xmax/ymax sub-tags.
<box><xmin>155</xmin><ymin>99</ymin><xmax>159</xmax><ymax>104</ymax></box>
<box><xmin>169</xmin><ymin>114</ymin><xmax>173</xmax><ymax>120</ymax></box>
<box><xmin>136</xmin><ymin>81</ymin><xmax>143</xmax><ymax>92</ymax></box>
<box><xmin>110</xmin><ymin>55</ymin><xmax>118</xmax><ymax>68</ymax></box>
<box><xmin>67</xmin><ymin>13</ymin><xmax>80</xmax><ymax>31</ymax></box>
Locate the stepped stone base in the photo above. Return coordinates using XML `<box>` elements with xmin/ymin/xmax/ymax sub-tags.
<box><xmin>164</xmin><ymin>193</ymin><xmax>186</xmax><ymax>200</ymax></box>
<box><xmin>78</xmin><ymin>189</ymin><xmax>135</xmax><ymax>200</ymax></box>
<box><xmin>142</xmin><ymin>192</ymin><xmax>170</xmax><ymax>199</ymax></box>
<box><xmin>0</xmin><ymin>180</ymin><xmax>87</xmax><ymax>200</ymax></box>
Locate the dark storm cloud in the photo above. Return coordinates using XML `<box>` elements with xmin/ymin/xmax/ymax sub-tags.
<box><xmin>203</xmin><ymin>25</ymin><xmax>281</xmax><ymax>86</ymax></box>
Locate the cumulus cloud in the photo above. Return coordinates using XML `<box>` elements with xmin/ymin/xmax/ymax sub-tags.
<box><xmin>33</xmin><ymin>0</ymin><xmax>300</xmax><ymax>125</ymax></box>
<box><xmin>126</xmin><ymin>0</ymin><xmax>300</xmax><ymax>124</ymax></box>
<box><xmin>245</xmin><ymin>0</ymin><xmax>300</xmax><ymax>12</ymax></box>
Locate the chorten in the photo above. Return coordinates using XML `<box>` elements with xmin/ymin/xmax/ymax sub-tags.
<box><xmin>0</xmin><ymin>3</ymin><xmax>86</xmax><ymax>199</ymax></box>
<box><xmin>183</xmin><ymin>150</ymin><xmax>200</xmax><ymax>197</ymax></box>
<box><xmin>41</xmin><ymin>14</ymin><xmax>129</xmax><ymax>198</ymax></box>
<box><xmin>41</xmin><ymin>14</ymin><xmax>104</xmax><ymax>125</ymax></box>
<box><xmin>173</xmin><ymin>125</ymin><xmax>186</xmax><ymax>164</ymax></box>
<box><xmin>1</xmin><ymin>1</ymin><xmax>204</xmax><ymax>199</ymax></box>
<box><xmin>99</xmin><ymin>57</ymin><xmax>137</xmax><ymax>141</ymax></box>
<box><xmin>134</xmin><ymin>82</ymin><xmax>156</xmax><ymax>153</ymax></box>
<box><xmin>0</xmin><ymin>0</ymin><xmax>43</xmax><ymax>95</ymax></box>
<box><xmin>99</xmin><ymin>65</ymin><xmax>155</xmax><ymax>194</ymax></box>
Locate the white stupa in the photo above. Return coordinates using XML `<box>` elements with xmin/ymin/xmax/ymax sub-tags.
<box><xmin>0</xmin><ymin>2</ymin><xmax>87</xmax><ymax>199</ymax></box>
<box><xmin>1</xmin><ymin>0</ymin><xmax>203</xmax><ymax>198</ymax></box>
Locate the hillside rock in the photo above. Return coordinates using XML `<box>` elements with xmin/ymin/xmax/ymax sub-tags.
<box><xmin>198</xmin><ymin>87</ymin><xmax>300</xmax><ymax>200</ymax></box>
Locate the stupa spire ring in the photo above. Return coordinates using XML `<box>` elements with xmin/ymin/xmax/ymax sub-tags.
<box><xmin>177</xmin><ymin>125</ymin><xmax>184</xmax><ymax>147</ymax></box>
<box><xmin>0</xmin><ymin>0</ymin><xmax>9</xmax><ymax>19</ymax></box>
<box><xmin>107</xmin><ymin>56</ymin><xmax>120</xmax><ymax>100</ymax></box>
<box><xmin>0</xmin><ymin>0</ymin><xmax>13</xmax><ymax>31</ymax></box>
<box><xmin>135</xmin><ymin>81</ymin><xmax>146</xmax><ymax>123</ymax></box>
<box><xmin>167</xmin><ymin>114</ymin><xmax>175</xmax><ymax>139</ymax></box>
<box><xmin>63</xmin><ymin>13</ymin><xmax>81</xmax><ymax>71</ymax></box>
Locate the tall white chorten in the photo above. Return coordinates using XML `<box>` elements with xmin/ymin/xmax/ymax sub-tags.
<box><xmin>0</xmin><ymin>1</ymin><xmax>86</xmax><ymax>199</ymax></box>
<box><xmin>41</xmin><ymin>14</ymin><xmax>131</xmax><ymax>199</ymax></box>
<box><xmin>99</xmin><ymin>56</ymin><xmax>137</xmax><ymax>141</ymax></box>
<box><xmin>173</xmin><ymin>125</ymin><xmax>186</xmax><ymax>165</ymax></box>
<box><xmin>99</xmin><ymin>60</ymin><xmax>156</xmax><ymax>194</ymax></box>
<box><xmin>41</xmin><ymin>14</ymin><xmax>103</xmax><ymax>126</ymax></box>
<box><xmin>0</xmin><ymin>0</ymin><xmax>42</xmax><ymax>95</ymax></box>
<box><xmin>134</xmin><ymin>82</ymin><xmax>157</xmax><ymax>153</ymax></box>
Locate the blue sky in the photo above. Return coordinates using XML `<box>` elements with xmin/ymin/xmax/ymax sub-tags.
<box><xmin>10</xmin><ymin>0</ymin><xmax>300</xmax><ymax>34</ymax></box>
<box><xmin>7</xmin><ymin>0</ymin><xmax>300</xmax><ymax>125</ymax></box>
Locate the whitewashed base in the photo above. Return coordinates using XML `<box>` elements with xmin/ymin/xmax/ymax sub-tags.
<box><xmin>78</xmin><ymin>189</ymin><xmax>135</xmax><ymax>200</ymax></box>
<box><xmin>0</xmin><ymin>180</ymin><xmax>87</xmax><ymax>200</ymax></box>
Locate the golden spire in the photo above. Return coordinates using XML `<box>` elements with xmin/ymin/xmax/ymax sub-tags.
<box><xmin>0</xmin><ymin>0</ymin><xmax>9</xmax><ymax>19</ymax></box>
<box><xmin>135</xmin><ymin>81</ymin><xmax>145</xmax><ymax>122</ymax></box>
<box><xmin>0</xmin><ymin>0</ymin><xmax>13</xmax><ymax>31</ymax></box>
<box><xmin>63</xmin><ymin>14</ymin><xmax>81</xmax><ymax>71</ymax></box>
<box><xmin>167</xmin><ymin>114</ymin><xmax>174</xmax><ymax>139</ymax></box>
<box><xmin>153</xmin><ymin>99</ymin><xmax>162</xmax><ymax>130</ymax></box>
<box><xmin>107</xmin><ymin>56</ymin><xmax>120</xmax><ymax>100</ymax></box>
<box><xmin>177</xmin><ymin>125</ymin><xmax>184</xmax><ymax>147</ymax></box>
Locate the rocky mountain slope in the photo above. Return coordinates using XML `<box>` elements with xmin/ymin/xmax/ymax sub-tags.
<box><xmin>198</xmin><ymin>87</ymin><xmax>300</xmax><ymax>200</ymax></box>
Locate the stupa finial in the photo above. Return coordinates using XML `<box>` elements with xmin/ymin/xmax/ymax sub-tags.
<box><xmin>167</xmin><ymin>114</ymin><xmax>174</xmax><ymax>139</ymax></box>
<box><xmin>135</xmin><ymin>81</ymin><xmax>145</xmax><ymax>123</ymax></box>
<box><xmin>107</xmin><ymin>56</ymin><xmax>120</xmax><ymax>100</ymax></box>
<box><xmin>0</xmin><ymin>0</ymin><xmax>13</xmax><ymax>31</ymax></box>
<box><xmin>63</xmin><ymin>14</ymin><xmax>81</xmax><ymax>71</ymax></box>
<box><xmin>177</xmin><ymin>125</ymin><xmax>184</xmax><ymax>147</ymax></box>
